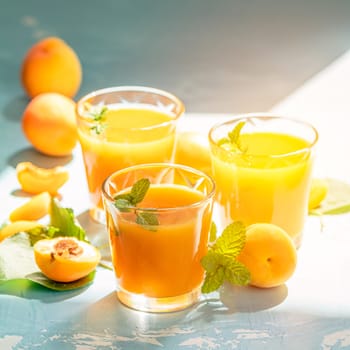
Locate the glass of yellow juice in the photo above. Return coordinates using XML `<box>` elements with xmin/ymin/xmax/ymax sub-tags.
<box><xmin>102</xmin><ymin>163</ymin><xmax>215</xmax><ymax>312</ymax></box>
<box><xmin>209</xmin><ymin>114</ymin><xmax>318</xmax><ymax>248</ymax></box>
<box><xmin>76</xmin><ymin>86</ymin><xmax>184</xmax><ymax>223</ymax></box>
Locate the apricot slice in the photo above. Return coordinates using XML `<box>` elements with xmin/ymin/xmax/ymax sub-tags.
<box><xmin>0</xmin><ymin>220</ymin><xmax>42</xmax><ymax>243</ymax></box>
<box><xmin>16</xmin><ymin>161</ymin><xmax>69</xmax><ymax>195</ymax></box>
<box><xmin>308</xmin><ymin>178</ymin><xmax>328</xmax><ymax>210</ymax></box>
<box><xmin>237</xmin><ymin>223</ymin><xmax>297</xmax><ymax>288</ymax></box>
<box><xmin>9</xmin><ymin>192</ymin><xmax>51</xmax><ymax>222</ymax></box>
<box><xmin>34</xmin><ymin>237</ymin><xmax>101</xmax><ymax>282</ymax></box>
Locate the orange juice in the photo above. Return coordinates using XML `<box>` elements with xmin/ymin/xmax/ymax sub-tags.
<box><xmin>78</xmin><ymin>107</ymin><xmax>177</xmax><ymax>211</ymax></box>
<box><xmin>211</xmin><ymin>131</ymin><xmax>315</xmax><ymax>245</ymax></box>
<box><xmin>106</xmin><ymin>184</ymin><xmax>212</xmax><ymax>298</ymax></box>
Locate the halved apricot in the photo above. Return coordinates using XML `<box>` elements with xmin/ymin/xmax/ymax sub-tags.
<box><xmin>33</xmin><ymin>237</ymin><xmax>101</xmax><ymax>282</ymax></box>
<box><xmin>9</xmin><ymin>192</ymin><xmax>51</xmax><ymax>222</ymax></box>
<box><xmin>16</xmin><ymin>162</ymin><xmax>69</xmax><ymax>195</ymax></box>
<box><xmin>0</xmin><ymin>220</ymin><xmax>42</xmax><ymax>243</ymax></box>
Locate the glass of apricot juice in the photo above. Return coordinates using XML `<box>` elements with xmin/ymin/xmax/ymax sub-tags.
<box><xmin>209</xmin><ymin>114</ymin><xmax>318</xmax><ymax>248</ymax></box>
<box><xmin>102</xmin><ymin>163</ymin><xmax>215</xmax><ymax>312</ymax></box>
<box><xmin>76</xmin><ymin>86</ymin><xmax>184</xmax><ymax>223</ymax></box>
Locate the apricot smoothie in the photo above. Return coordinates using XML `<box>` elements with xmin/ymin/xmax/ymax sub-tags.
<box><xmin>76</xmin><ymin>87</ymin><xmax>184</xmax><ymax>223</ymax></box>
<box><xmin>102</xmin><ymin>164</ymin><xmax>215</xmax><ymax>312</ymax></box>
<box><xmin>209</xmin><ymin>116</ymin><xmax>318</xmax><ymax>247</ymax></box>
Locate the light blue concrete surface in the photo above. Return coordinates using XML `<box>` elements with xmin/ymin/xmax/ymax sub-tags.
<box><xmin>1</xmin><ymin>1</ymin><xmax>350</xmax><ymax>349</ymax></box>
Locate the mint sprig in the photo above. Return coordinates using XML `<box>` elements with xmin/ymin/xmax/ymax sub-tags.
<box><xmin>88</xmin><ymin>105</ymin><xmax>108</xmax><ymax>135</ymax></box>
<box><xmin>217</xmin><ymin>121</ymin><xmax>247</xmax><ymax>153</ymax></box>
<box><xmin>201</xmin><ymin>221</ymin><xmax>250</xmax><ymax>293</ymax></box>
<box><xmin>114</xmin><ymin>178</ymin><xmax>159</xmax><ymax>231</ymax></box>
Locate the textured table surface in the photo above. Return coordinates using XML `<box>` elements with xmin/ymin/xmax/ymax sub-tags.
<box><xmin>1</xmin><ymin>1</ymin><xmax>350</xmax><ymax>349</ymax></box>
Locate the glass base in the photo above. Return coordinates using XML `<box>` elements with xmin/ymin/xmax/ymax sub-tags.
<box><xmin>89</xmin><ymin>206</ymin><xmax>106</xmax><ymax>225</ymax></box>
<box><xmin>116</xmin><ymin>286</ymin><xmax>202</xmax><ymax>313</ymax></box>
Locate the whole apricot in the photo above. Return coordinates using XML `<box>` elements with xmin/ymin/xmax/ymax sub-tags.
<box><xmin>34</xmin><ymin>237</ymin><xmax>101</xmax><ymax>282</ymax></box>
<box><xmin>22</xmin><ymin>92</ymin><xmax>78</xmax><ymax>156</ymax></box>
<box><xmin>21</xmin><ymin>37</ymin><xmax>82</xmax><ymax>99</ymax></box>
<box><xmin>174</xmin><ymin>131</ymin><xmax>212</xmax><ymax>176</ymax></box>
<box><xmin>237</xmin><ymin>223</ymin><xmax>297</xmax><ymax>288</ymax></box>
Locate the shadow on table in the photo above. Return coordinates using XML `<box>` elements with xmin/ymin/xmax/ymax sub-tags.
<box><xmin>7</xmin><ymin>147</ymin><xmax>72</xmax><ymax>169</ymax></box>
<box><xmin>1</xmin><ymin>95</ymin><xmax>28</xmax><ymax>123</ymax></box>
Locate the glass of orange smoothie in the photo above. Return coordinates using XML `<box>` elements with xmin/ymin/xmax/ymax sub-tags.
<box><xmin>76</xmin><ymin>86</ymin><xmax>184</xmax><ymax>223</ymax></box>
<box><xmin>102</xmin><ymin>163</ymin><xmax>215</xmax><ymax>312</ymax></box>
<box><xmin>209</xmin><ymin>114</ymin><xmax>318</xmax><ymax>248</ymax></box>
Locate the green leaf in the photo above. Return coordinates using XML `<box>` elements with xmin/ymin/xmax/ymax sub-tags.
<box><xmin>50</xmin><ymin>198</ymin><xmax>86</xmax><ymax>241</ymax></box>
<box><xmin>209</xmin><ymin>221</ymin><xmax>217</xmax><ymax>243</ymax></box>
<box><xmin>26</xmin><ymin>271</ymin><xmax>96</xmax><ymax>291</ymax></box>
<box><xmin>200</xmin><ymin>251</ymin><xmax>221</xmax><ymax>273</ymax></box>
<box><xmin>27</xmin><ymin>226</ymin><xmax>60</xmax><ymax>245</ymax></box>
<box><xmin>89</xmin><ymin>105</ymin><xmax>108</xmax><ymax>135</ymax></box>
<box><xmin>309</xmin><ymin>178</ymin><xmax>350</xmax><ymax>215</ymax></box>
<box><xmin>136</xmin><ymin>212</ymin><xmax>159</xmax><ymax>232</ymax></box>
<box><xmin>228</xmin><ymin>121</ymin><xmax>245</xmax><ymax>146</ymax></box>
<box><xmin>214</xmin><ymin>221</ymin><xmax>246</xmax><ymax>258</ymax></box>
<box><xmin>114</xmin><ymin>178</ymin><xmax>159</xmax><ymax>231</ymax></box>
<box><xmin>217</xmin><ymin>121</ymin><xmax>247</xmax><ymax>153</ymax></box>
<box><xmin>224</xmin><ymin>259</ymin><xmax>251</xmax><ymax>286</ymax></box>
<box><xmin>130</xmin><ymin>178</ymin><xmax>151</xmax><ymax>205</ymax></box>
<box><xmin>200</xmin><ymin>221</ymin><xmax>250</xmax><ymax>294</ymax></box>
<box><xmin>114</xmin><ymin>198</ymin><xmax>133</xmax><ymax>212</ymax></box>
<box><xmin>201</xmin><ymin>266</ymin><xmax>225</xmax><ymax>293</ymax></box>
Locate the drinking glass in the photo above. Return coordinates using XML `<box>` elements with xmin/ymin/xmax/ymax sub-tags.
<box><xmin>76</xmin><ymin>86</ymin><xmax>184</xmax><ymax>223</ymax></box>
<box><xmin>102</xmin><ymin>163</ymin><xmax>215</xmax><ymax>312</ymax></box>
<box><xmin>208</xmin><ymin>114</ymin><xmax>318</xmax><ymax>247</ymax></box>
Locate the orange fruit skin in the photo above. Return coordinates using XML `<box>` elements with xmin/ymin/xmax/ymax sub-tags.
<box><xmin>9</xmin><ymin>192</ymin><xmax>51</xmax><ymax>222</ymax></box>
<box><xmin>237</xmin><ymin>223</ymin><xmax>297</xmax><ymax>288</ymax></box>
<box><xmin>16</xmin><ymin>161</ymin><xmax>69</xmax><ymax>195</ymax></box>
<box><xmin>34</xmin><ymin>237</ymin><xmax>101</xmax><ymax>283</ymax></box>
<box><xmin>22</xmin><ymin>92</ymin><xmax>78</xmax><ymax>156</ymax></box>
<box><xmin>174</xmin><ymin>131</ymin><xmax>212</xmax><ymax>176</ymax></box>
<box><xmin>21</xmin><ymin>37</ymin><xmax>82</xmax><ymax>99</ymax></box>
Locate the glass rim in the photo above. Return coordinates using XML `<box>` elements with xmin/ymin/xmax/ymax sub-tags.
<box><xmin>208</xmin><ymin>114</ymin><xmax>319</xmax><ymax>159</ymax></box>
<box><xmin>102</xmin><ymin>162</ymin><xmax>216</xmax><ymax>212</ymax></box>
<box><xmin>76</xmin><ymin>85</ymin><xmax>185</xmax><ymax>131</ymax></box>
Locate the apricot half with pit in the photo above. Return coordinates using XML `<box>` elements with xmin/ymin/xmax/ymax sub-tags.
<box><xmin>33</xmin><ymin>237</ymin><xmax>101</xmax><ymax>282</ymax></box>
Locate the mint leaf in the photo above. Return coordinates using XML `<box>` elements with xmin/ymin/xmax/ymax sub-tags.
<box><xmin>114</xmin><ymin>198</ymin><xmax>133</xmax><ymax>212</ymax></box>
<box><xmin>201</xmin><ymin>221</ymin><xmax>250</xmax><ymax>293</ymax></box>
<box><xmin>201</xmin><ymin>251</ymin><xmax>221</xmax><ymax>273</ymax></box>
<box><xmin>27</xmin><ymin>226</ymin><xmax>60</xmax><ymax>245</ymax></box>
<box><xmin>136</xmin><ymin>212</ymin><xmax>159</xmax><ymax>232</ymax></box>
<box><xmin>114</xmin><ymin>178</ymin><xmax>159</xmax><ymax>232</ymax></box>
<box><xmin>50</xmin><ymin>198</ymin><xmax>86</xmax><ymax>241</ymax></box>
<box><xmin>130</xmin><ymin>178</ymin><xmax>151</xmax><ymax>205</ymax></box>
<box><xmin>201</xmin><ymin>266</ymin><xmax>225</xmax><ymax>293</ymax></box>
<box><xmin>224</xmin><ymin>259</ymin><xmax>251</xmax><ymax>285</ymax></box>
<box><xmin>89</xmin><ymin>105</ymin><xmax>108</xmax><ymax>135</ymax></box>
<box><xmin>209</xmin><ymin>222</ymin><xmax>217</xmax><ymax>243</ymax></box>
<box><xmin>217</xmin><ymin>121</ymin><xmax>246</xmax><ymax>153</ymax></box>
<box><xmin>214</xmin><ymin>221</ymin><xmax>246</xmax><ymax>258</ymax></box>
